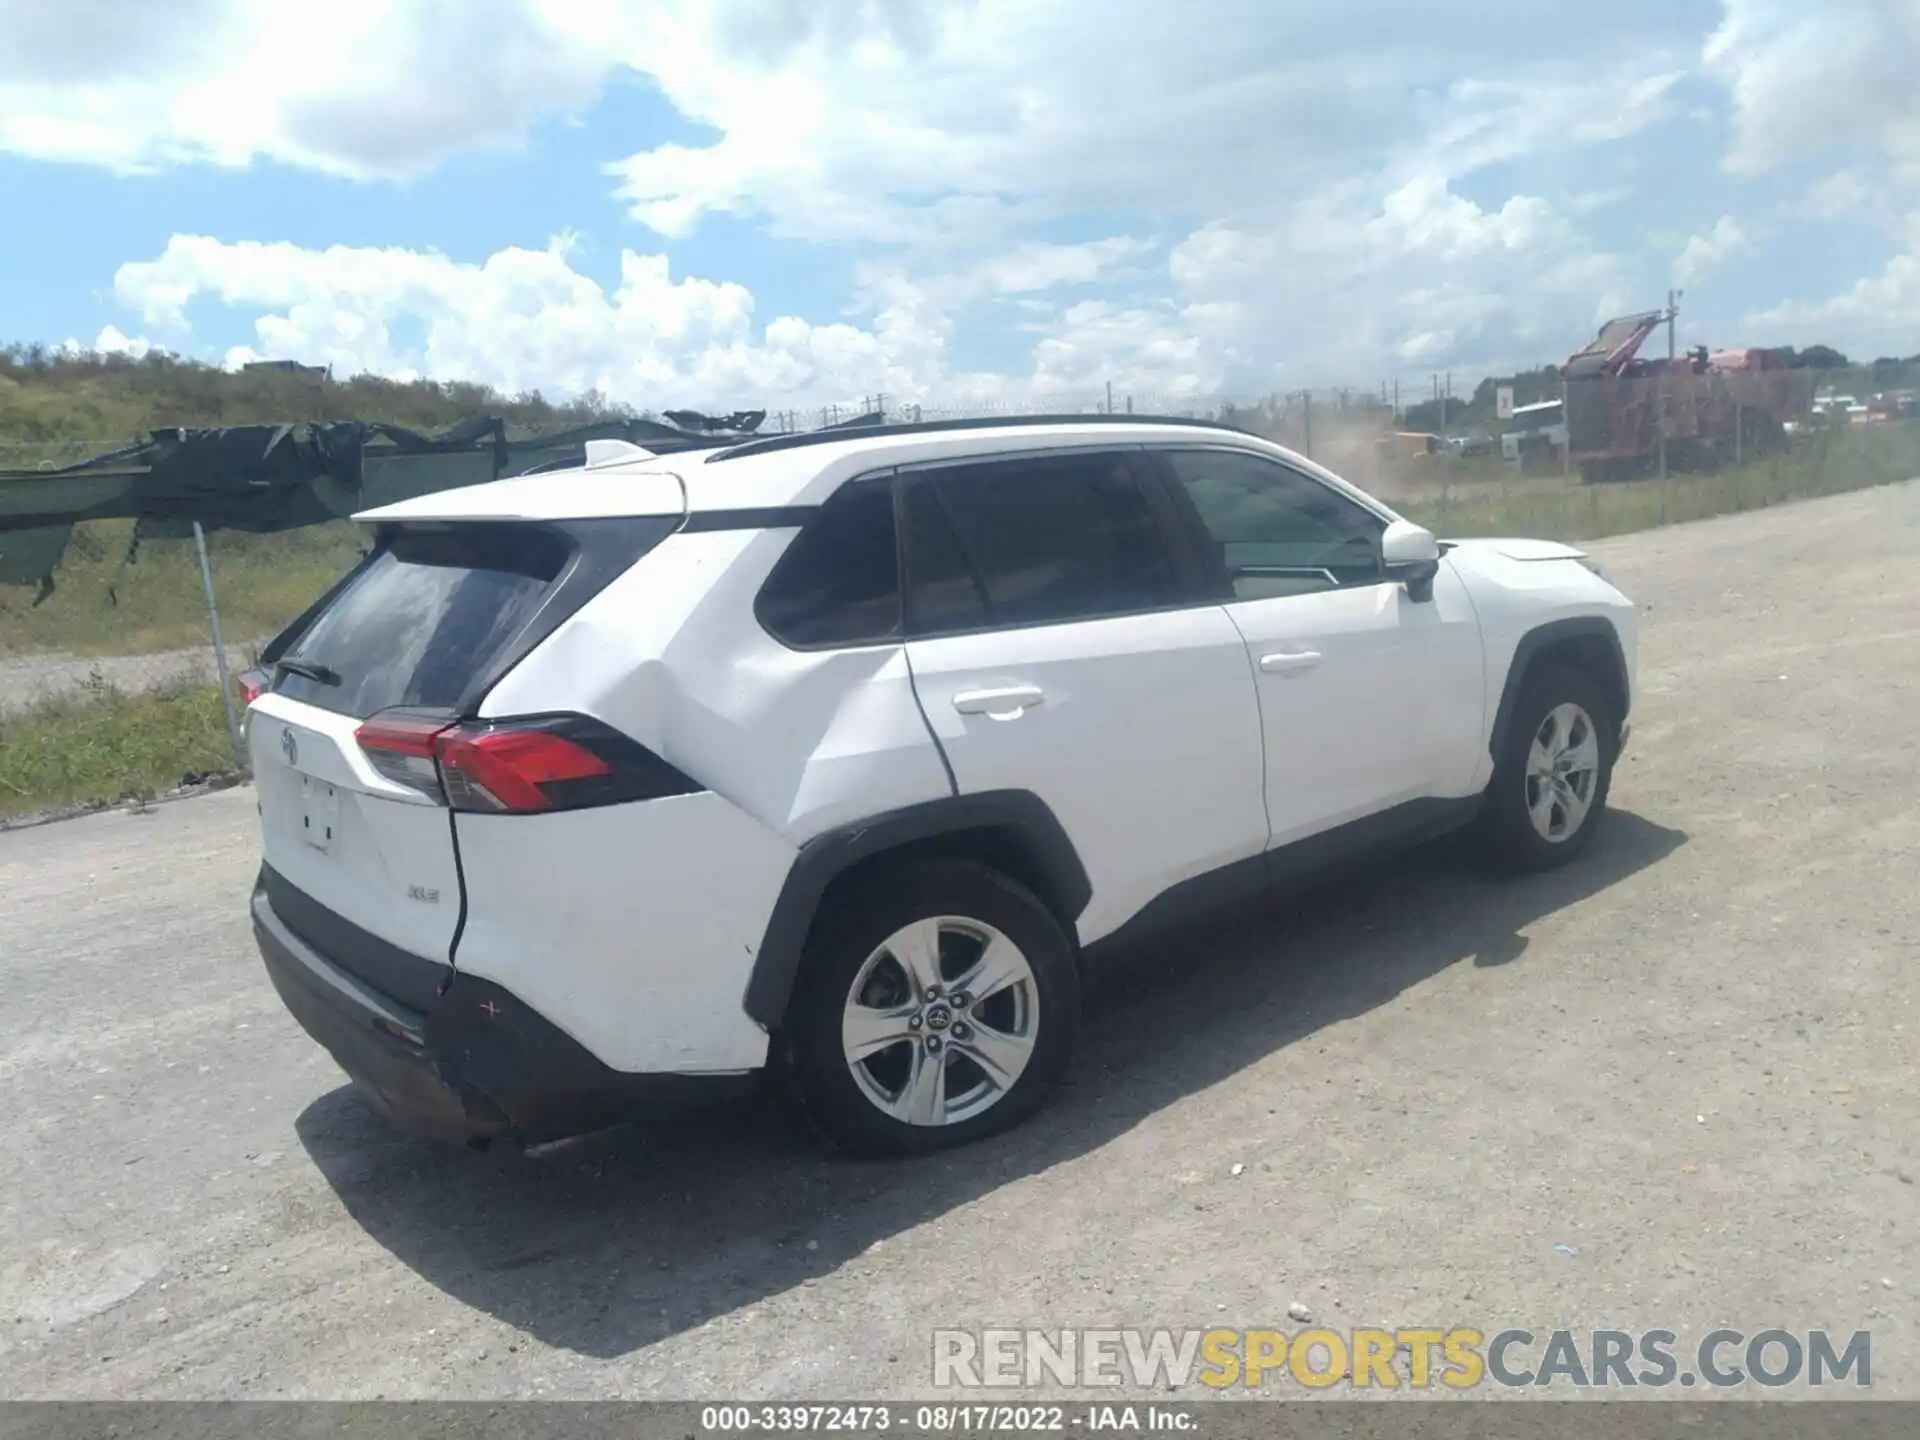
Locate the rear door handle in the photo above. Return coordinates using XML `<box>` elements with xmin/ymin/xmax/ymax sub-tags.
<box><xmin>953</xmin><ymin>685</ymin><xmax>1046</xmax><ymax>715</ymax></box>
<box><xmin>1259</xmin><ymin>650</ymin><xmax>1323</xmax><ymax>676</ymax></box>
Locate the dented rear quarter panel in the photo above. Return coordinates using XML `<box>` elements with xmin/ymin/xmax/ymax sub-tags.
<box><xmin>458</xmin><ymin>525</ymin><xmax>953</xmax><ymax>1073</ymax></box>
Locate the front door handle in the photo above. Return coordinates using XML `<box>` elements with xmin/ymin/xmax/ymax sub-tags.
<box><xmin>1259</xmin><ymin>650</ymin><xmax>1323</xmax><ymax>676</ymax></box>
<box><xmin>953</xmin><ymin>685</ymin><xmax>1046</xmax><ymax>716</ymax></box>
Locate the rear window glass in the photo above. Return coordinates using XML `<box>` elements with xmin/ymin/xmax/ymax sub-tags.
<box><xmin>273</xmin><ymin>524</ymin><xmax>572</xmax><ymax>716</ymax></box>
<box><xmin>755</xmin><ymin>479</ymin><xmax>902</xmax><ymax>648</ymax></box>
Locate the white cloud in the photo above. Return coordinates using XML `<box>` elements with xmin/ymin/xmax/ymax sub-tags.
<box><xmin>107</xmin><ymin>227</ymin><xmax>1270</xmax><ymax>407</ymax></box>
<box><xmin>1570</xmin><ymin>187</ymin><xmax>1635</xmax><ymax>215</ymax></box>
<box><xmin>1798</xmin><ymin>171</ymin><xmax>1876</xmax><ymax>222</ymax></box>
<box><xmin>1026</xmin><ymin>301</ymin><xmax>1219</xmax><ymax>400</ymax></box>
<box><xmin>93</xmin><ymin>324</ymin><xmax>155</xmax><ymax>358</ymax></box>
<box><xmin>0</xmin><ymin>0</ymin><xmax>608</xmax><ymax>177</ymax></box>
<box><xmin>7</xmin><ymin>0</ymin><xmax>1743</xmax><ymax>397</ymax></box>
<box><xmin>109</xmin><ymin>168</ymin><xmax>1632</xmax><ymax>413</ymax></box>
<box><xmin>1673</xmin><ymin>216</ymin><xmax>1755</xmax><ymax>285</ymax></box>
<box><xmin>111</xmin><ymin>232</ymin><xmax>1005</xmax><ymax>409</ymax></box>
<box><xmin>1746</xmin><ymin>213</ymin><xmax>1920</xmax><ymax>358</ymax></box>
<box><xmin>973</xmin><ymin>239</ymin><xmax>1157</xmax><ymax>297</ymax></box>
<box><xmin>1704</xmin><ymin>0</ymin><xmax>1920</xmax><ymax>365</ymax></box>
<box><xmin>1164</xmin><ymin>176</ymin><xmax>1629</xmax><ymax>388</ymax></box>
<box><xmin>1702</xmin><ymin>0</ymin><xmax>1920</xmax><ymax>364</ymax></box>
<box><xmin>1703</xmin><ymin>0</ymin><xmax>1920</xmax><ymax>187</ymax></box>
<box><xmin>3</xmin><ymin>0</ymin><xmax>1690</xmax><ymax>234</ymax></box>
<box><xmin>597</xmin><ymin>2</ymin><xmax>1688</xmax><ymax>249</ymax></box>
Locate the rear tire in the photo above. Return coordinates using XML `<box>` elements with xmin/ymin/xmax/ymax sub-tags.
<box><xmin>1478</xmin><ymin>665</ymin><xmax>1616</xmax><ymax>873</ymax></box>
<box><xmin>786</xmin><ymin>858</ymin><xmax>1080</xmax><ymax>1158</ymax></box>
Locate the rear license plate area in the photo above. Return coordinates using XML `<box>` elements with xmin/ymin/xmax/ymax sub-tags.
<box><xmin>298</xmin><ymin>772</ymin><xmax>340</xmax><ymax>853</ymax></box>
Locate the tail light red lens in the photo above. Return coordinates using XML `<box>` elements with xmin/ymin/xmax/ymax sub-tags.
<box><xmin>235</xmin><ymin>667</ymin><xmax>270</xmax><ymax>707</ymax></box>
<box><xmin>435</xmin><ymin>728</ymin><xmax>610</xmax><ymax>812</ymax></box>
<box><xmin>352</xmin><ymin>712</ymin><xmax>701</xmax><ymax>814</ymax></box>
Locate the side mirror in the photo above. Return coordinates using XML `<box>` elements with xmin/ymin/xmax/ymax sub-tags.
<box><xmin>1381</xmin><ymin>519</ymin><xmax>1441</xmax><ymax>602</ymax></box>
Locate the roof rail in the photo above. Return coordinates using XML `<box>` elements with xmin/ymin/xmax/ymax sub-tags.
<box><xmin>704</xmin><ymin>412</ymin><xmax>1254</xmax><ymax>464</ymax></box>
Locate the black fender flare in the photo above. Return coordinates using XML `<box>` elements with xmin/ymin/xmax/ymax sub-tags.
<box><xmin>1487</xmin><ymin>615</ymin><xmax>1630</xmax><ymax>763</ymax></box>
<box><xmin>742</xmin><ymin>790</ymin><xmax>1092</xmax><ymax>1031</ymax></box>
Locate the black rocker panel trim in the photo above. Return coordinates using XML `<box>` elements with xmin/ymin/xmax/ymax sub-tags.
<box><xmin>1081</xmin><ymin>795</ymin><xmax>1484</xmax><ymax>960</ymax></box>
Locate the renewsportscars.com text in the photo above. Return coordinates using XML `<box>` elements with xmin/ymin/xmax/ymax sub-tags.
<box><xmin>931</xmin><ymin>1327</ymin><xmax>1872</xmax><ymax>1390</ymax></box>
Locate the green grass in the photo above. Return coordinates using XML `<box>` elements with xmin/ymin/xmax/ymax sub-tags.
<box><xmin>0</xmin><ymin>519</ymin><xmax>365</xmax><ymax>655</ymax></box>
<box><xmin>0</xmin><ymin>680</ymin><xmax>238</xmax><ymax>821</ymax></box>
<box><xmin>1400</xmin><ymin>421</ymin><xmax>1920</xmax><ymax>542</ymax></box>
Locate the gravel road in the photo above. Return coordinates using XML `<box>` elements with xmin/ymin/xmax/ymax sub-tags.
<box><xmin>0</xmin><ymin>643</ymin><xmax>258</xmax><ymax>716</ymax></box>
<box><xmin>2</xmin><ymin>483</ymin><xmax>1917</xmax><ymax>1401</ymax></box>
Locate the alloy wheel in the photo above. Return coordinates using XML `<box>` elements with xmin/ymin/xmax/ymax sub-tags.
<box><xmin>1525</xmin><ymin>701</ymin><xmax>1600</xmax><ymax>843</ymax></box>
<box><xmin>840</xmin><ymin>916</ymin><xmax>1041</xmax><ymax>1126</ymax></box>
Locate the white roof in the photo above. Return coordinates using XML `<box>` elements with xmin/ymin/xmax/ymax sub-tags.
<box><xmin>353</xmin><ymin>419</ymin><xmax>1363</xmax><ymax>524</ymax></box>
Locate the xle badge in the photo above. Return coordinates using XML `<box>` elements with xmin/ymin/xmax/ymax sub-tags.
<box><xmin>407</xmin><ymin>886</ymin><xmax>440</xmax><ymax>904</ymax></box>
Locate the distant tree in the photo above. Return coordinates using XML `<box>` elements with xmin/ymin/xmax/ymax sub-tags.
<box><xmin>1399</xmin><ymin>398</ymin><xmax>1445</xmax><ymax>432</ymax></box>
<box><xmin>1788</xmin><ymin>344</ymin><xmax>1850</xmax><ymax>369</ymax></box>
<box><xmin>0</xmin><ymin>345</ymin><xmax>639</xmax><ymax>446</ymax></box>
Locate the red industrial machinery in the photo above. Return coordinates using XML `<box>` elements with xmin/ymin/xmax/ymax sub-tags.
<box><xmin>1558</xmin><ymin>308</ymin><xmax>1816</xmax><ymax>482</ymax></box>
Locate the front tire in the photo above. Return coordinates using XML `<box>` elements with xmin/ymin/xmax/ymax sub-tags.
<box><xmin>1479</xmin><ymin>664</ymin><xmax>1616</xmax><ymax>872</ymax></box>
<box><xmin>787</xmin><ymin>859</ymin><xmax>1080</xmax><ymax>1157</ymax></box>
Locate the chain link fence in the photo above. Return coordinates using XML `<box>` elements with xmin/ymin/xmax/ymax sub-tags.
<box><xmin>9</xmin><ymin>389</ymin><xmax>1902</xmax><ymax>706</ymax></box>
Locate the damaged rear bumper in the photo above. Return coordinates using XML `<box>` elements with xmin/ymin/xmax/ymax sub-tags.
<box><xmin>250</xmin><ymin>873</ymin><xmax>753</xmax><ymax>1147</ymax></box>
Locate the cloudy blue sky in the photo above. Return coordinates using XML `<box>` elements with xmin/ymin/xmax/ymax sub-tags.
<box><xmin>1</xmin><ymin>0</ymin><xmax>1916</xmax><ymax>410</ymax></box>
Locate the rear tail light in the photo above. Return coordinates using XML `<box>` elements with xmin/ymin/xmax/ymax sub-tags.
<box><xmin>354</xmin><ymin>712</ymin><xmax>454</xmax><ymax>795</ymax></box>
<box><xmin>234</xmin><ymin>666</ymin><xmax>269</xmax><ymax>745</ymax></box>
<box><xmin>352</xmin><ymin>712</ymin><xmax>702</xmax><ymax>814</ymax></box>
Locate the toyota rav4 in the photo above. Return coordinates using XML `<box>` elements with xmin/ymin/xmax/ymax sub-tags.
<box><xmin>244</xmin><ymin>415</ymin><xmax>1637</xmax><ymax>1157</ymax></box>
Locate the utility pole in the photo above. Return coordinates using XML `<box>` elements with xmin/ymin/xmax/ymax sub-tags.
<box><xmin>1106</xmin><ymin>380</ymin><xmax>1114</xmax><ymax>415</ymax></box>
<box><xmin>1667</xmin><ymin>288</ymin><xmax>1683</xmax><ymax>361</ymax></box>
<box><xmin>1560</xmin><ymin>376</ymin><xmax>1571</xmax><ymax>477</ymax></box>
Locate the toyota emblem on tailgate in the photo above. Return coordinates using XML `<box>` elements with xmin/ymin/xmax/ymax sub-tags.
<box><xmin>281</xmin><ymin>727</ymin><xmax>298</xmax><ymax>766</ymax></box>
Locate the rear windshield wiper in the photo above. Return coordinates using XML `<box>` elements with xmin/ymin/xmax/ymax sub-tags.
<box><xmin>275</xmin><ymin>656</ymin><xmax>342</xmax><ymax>686</ymax></box>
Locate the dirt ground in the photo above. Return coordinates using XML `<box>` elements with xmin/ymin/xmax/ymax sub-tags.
<box><xmin>1</xmin><ymin>482</ymin><xmax>1916</xmax><ymax>1401</ymax></box>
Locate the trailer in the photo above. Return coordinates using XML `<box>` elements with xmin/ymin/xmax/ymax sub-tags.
<box><xmin>1559</xmin><ymin>310</ymin><xmax>1816</xmax><ymax>483</ymax></box>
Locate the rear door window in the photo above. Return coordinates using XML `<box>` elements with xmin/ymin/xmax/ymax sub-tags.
<box><xmin>903</xmin><ymin>451</ymin><xmax>1184</xmax><ymax>635</ymax></box>
<box><xmin>273</xmin><ymin>524</ymin><xmax>573</xmax><ymax>717</ymax></box>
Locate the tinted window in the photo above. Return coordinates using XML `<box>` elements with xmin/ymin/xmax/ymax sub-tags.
<box><xmin>755</xmin><ymin>479</ymin><xmax>902</xmax><ymax>647</ymax></box>
<box><xmin>274</xmin><ymin>523</ymin><xmax>572</xmax><ymax>717</ymax></box>
<box><xmin>905</xmin><ymin>452</ymin><xmax>1181</xmax><ymax>634</ymax></box>
<box><xmin>1166</xmin><ymin>449</ymin><xmax>1386</xmax><ymax>599</ymax></box>
<box><xmin>902</xmin><ymin>482</ymin><xmax>993</xmax><ymax>633</ymax></box>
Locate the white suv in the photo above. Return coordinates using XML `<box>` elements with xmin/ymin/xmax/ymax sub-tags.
<box><xmin>244</xmin><ymin>416</ymin><xmax>1637</xmax><ymax>1156</ymax></box>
